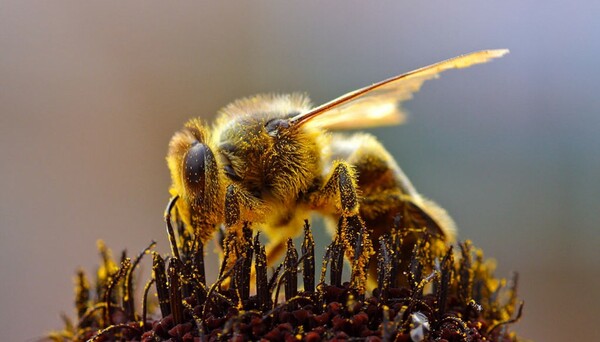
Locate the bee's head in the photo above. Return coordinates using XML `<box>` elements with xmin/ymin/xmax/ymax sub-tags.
<box><xmin>166</xmin><ymin>119</ymin><xmax>225</xmax><ymax>240</ymax></box>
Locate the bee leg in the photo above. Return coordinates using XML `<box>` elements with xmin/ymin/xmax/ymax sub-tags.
<box><xmin>222</xmin><ymin>183</ymin><xmax>263</xmax><ymax>268</ymax></box>
<box><xmin>309</xmin><ymin>161</ymin><xmax>374</xmax><ymax>292</ymax></box>
<box><xmin>224</xmin><ymin>184</ymin><xmax>241</xmax><ymax>230</ymax></box>
<box><xmin>311</xmin><ymin>162</ymin><xmax>359</xmax><ymax>217</ymax></box>
<box><xmin>328</xmin><ymin>133</ymin><xmax>456</xmax><ymax>288</ymax></box>
<box><xmin>224</xmin><ymin>183</ymin><xmax>264</xmax><ymax>229</ymax></box>
<box><xmin>214</xmin><ymin>184</ymin><xmax>245</xmax><ymax>289</ymax></box>
<box><xmin>223</xmin><ymin>184</ymin><xmax>291</xmax><ymax>291</ymax></box>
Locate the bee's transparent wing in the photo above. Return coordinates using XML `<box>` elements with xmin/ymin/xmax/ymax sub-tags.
<box><xmin>290</xmin><ymin>49</ymin><xmax>508</xmax><ymax>130</ymax></box>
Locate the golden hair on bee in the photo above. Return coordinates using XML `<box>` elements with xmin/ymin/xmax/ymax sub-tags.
<box><xmin>166</xmin><ymin>49</ymin><xmax>508</xmax><ymax>290</ymax></box>
<box><xmin>215</xmin><ymin>93</ymin><xmax>323</xmax><ymax>202</ymax></box>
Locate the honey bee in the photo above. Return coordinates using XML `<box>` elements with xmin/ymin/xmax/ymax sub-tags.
<box><xmin>166</xmin><ymin>49</ymin><xmax>508</xmax><ymax>287</ymax></box>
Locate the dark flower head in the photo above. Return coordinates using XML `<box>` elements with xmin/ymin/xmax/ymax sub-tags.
<box><xmin>48</xmin><ymin>211</ymin><xmax>523</xmax><ymax>341</ymax></box>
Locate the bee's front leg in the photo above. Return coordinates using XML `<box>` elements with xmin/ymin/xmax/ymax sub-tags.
<box><xmin>224</xmin><ymin>184</ymin><xmax>263</xmax><ymax>229</ymax></box>
<box><xmin>224</xmin><ymin>184</ymin><xmax>241</xmax><ymax>229</ymax></box>
<box><xmin>222</xmin><ymin>183</ymin><xmax>262</xmax><ymax>266</ymax></box>
<box><xmin>308</xmin><ymin>161</ymin><xmax>374</xmax><ymax>292</ymax></box>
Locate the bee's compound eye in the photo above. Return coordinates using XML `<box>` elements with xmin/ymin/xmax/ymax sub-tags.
<box><xmin>183</xmin><ymin>142</ymin><xmax>209</xmax><ymax>196</ymax></box>
<box><xmin>265</xmin><ymin>119</ymin><xmax>290</xmax><ymax>137</ymax></box>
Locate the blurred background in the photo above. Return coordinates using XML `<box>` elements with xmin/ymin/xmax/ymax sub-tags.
<box><xmin>1</xmin><ymin>1</ymin><xmax>599</xmax><ymax>340</ymax></box>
